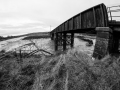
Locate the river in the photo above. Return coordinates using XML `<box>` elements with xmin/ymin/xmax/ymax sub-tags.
<box><xmin>0</xmin><ymin>36</ymin><xmax>96</xmax><ymax>56</ymax></box>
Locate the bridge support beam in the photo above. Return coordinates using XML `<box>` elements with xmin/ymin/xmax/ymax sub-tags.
<box><xmin>59</xmin><ymin>33</ymin><xmax>63</xmax><ymax>46</ymax></box>
<box><xmin>93</xmin><ymin>27</ymin><xmax>113</xmax><ymax>59</ymax></box>
<box><xmin>63</xmin><ymin>33</ymin><xmax>67</xmax><ymax>51</ymax></box>
<box><xmin>112</xmin><ymin>32</ymin><xmax>120</xmax><ymax>53</ymax></box>
<box><xmin>55</xmin><ymin>33</ymin><xmax>58</xmax><ymax>51</ymax></box>
<box><xmin>55</xmin><ymin>32</ymin><xmax>63</xmax><ymax>51</ymax></box>
<box><xmin>51</xmin><ymin>33</ymin><xmax>54</xmax><ymax>40</ymax></box>
<box><xmin>71</xmin><ymin>33</ymin><xmax>74</xmax><ymax>48</ymax></box>
<box><xmin>54</xmin><ymin>33</ymin><xmax>74</xmax><ymax>51</ymax></box>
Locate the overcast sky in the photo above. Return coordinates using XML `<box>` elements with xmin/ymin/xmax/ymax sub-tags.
<box><xmin>0</xmin><ymin>0</ymin><xmax>119</xmax><ymax>36</ymax></box>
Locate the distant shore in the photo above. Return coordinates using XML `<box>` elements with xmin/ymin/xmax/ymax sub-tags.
<box><xmin>22</xmin><ymin>35</ymin><xmax>50</xmax><ymax>40</ymax></box>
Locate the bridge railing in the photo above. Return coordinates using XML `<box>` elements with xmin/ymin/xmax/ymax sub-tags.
<box><xmin>107</xmin><ymin>5</ymin><xmax>120</xmax><ymax>21</ymax></box>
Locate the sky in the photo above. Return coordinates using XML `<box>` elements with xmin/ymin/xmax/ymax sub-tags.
<box><xmin>0</xmin><ymin>0</ymin><xmax>120</xmax><ymax>36</ymax></box>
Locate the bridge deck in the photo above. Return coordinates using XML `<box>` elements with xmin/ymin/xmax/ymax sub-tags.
<box><xmin>109</xmin><ymin>21</ymin><xmax>120</xmax><ymax>26</ymax></box>
<box><xmin>50</xmin><ymin>3</ymin><xmax>120</xmax><ymax>59</ymax></box>
<box><xmin>51</xmin><ymin>3</ymin><xmax>108</xmax><ymax>34</ymax></box>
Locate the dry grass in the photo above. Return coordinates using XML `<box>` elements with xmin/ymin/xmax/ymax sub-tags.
<box><xmin>0</xmin><ymin>48</ymin><xmax>120</xmax><ymax>90</ymax></box>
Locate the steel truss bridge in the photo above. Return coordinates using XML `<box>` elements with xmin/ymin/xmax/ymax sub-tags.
<box><xmin>50</xmin><ymin>3</ymin><xmax>120</xmax><ymax>59</ymax></box>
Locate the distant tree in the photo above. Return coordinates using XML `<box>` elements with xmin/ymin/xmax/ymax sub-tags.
<box><xmin>0</xmin><ymin>36</ymin><xmax>4</xmax><ymax>41</ymax></box>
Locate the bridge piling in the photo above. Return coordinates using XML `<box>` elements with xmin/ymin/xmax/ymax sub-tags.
<box><xmin>70</xmin><ymin>33</ymin><xmax>74</xmax><ymax>48</ymax></box>
<box><xmin>93</xmin><ymin>27</ymin><xmax>113</xmax><ymax>59</ymax></box>
<box><xmin>54</xmin><ymin>32</ymin><xmax>74</xmax><ymax>51</ymax></box>
<box><xmin>55</xmin><ymin>33</ymin><xmax>58</xmax><ymax>51</ymax></box>
<box><xmin>63</xmin><ymin>33</ymin><xmax>67</xmax><ymax>51</ymax></box>
<box><xmin>112</xmin><ymin>33</ymin><xmax>119</xmax><ymax>53</ymax></box>
<box><xmin>51</xmin><ymin>33</ymin><xmax>54</xmax><ymax>40</ymax></box>
<box><xmin>59</xmin><ymin>33</ymin><xmax>63</xmax><ymax>46</ymax></box>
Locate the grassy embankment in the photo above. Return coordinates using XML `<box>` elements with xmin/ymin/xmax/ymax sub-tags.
<box><xmin>22</xmin><ymin>32</ymin><xmax>50</xmax><ymax>40</ymax></box>
<box><xmin>0</xmin><ymin>46</ymin><xmax>120</xmax><ymax>90</ymax></box>
<box><xmin>0</xmin><ymin>32</ymin><xmax>50</xmax><ymax>41</ymax></box>
<box><xmin>22</xmin><ymin>35</ymin><xmax>50</xmax><ymax>40</ymax></box>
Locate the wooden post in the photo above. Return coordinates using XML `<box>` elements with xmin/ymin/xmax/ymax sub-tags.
<box><xmin>71</xmin><ymin>33</ymin><xmax>74</xmax><ymax>48</ymax></box>
<box><xmin>18</xmin><ymin>49</ymin><xmax>22</xmax><ymax>63</ymax></box>
<box><xmin>63</xmin><ymin>33</ymin><xmax>67</xmax><ymax>51</ymax></box>
<box><xmin>51</xmin><ymin>33</ymin><xmax>54</xmax><ymax>40</ymax></box>
<box><xmin>60</xmin><ymin>33</ymin><xmax>63</xmax><ymax>46</ymax></box>
<box><xmin>55</xmin><ymin>33</ymin><xmax>58</xmax><ymax>51</ymax></box>
<box><xmin>112</xmin><ymin>31</ymin><xmax>120</xmax><ymax>53</ymax></box>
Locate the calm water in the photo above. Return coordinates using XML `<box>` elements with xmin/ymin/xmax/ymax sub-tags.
<box><xmin>0</xmin><ymin>37</ymin><xmax>96</xmax><ymax>56</ymax></box>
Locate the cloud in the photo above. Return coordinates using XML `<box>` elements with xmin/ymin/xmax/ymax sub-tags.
<box><xmin>0</xmin><ymin>25</ymin><xmax>51</xmax><ymax>36</ymax></box>
<box><xmin>0</xmin><ymin>0</ymin><xmax>119</xmax><ymax>36</ymax></box>
<box><xmin>0</xmin><ymin>18</ymin><xmax>44</xmax><ymax>26</ymax></box>
<box><xmin>0</xmin><ymin>18</ymin><xmax>50</xmax><ymax>36</ymax></box>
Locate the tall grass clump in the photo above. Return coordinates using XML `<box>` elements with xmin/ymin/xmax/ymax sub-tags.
<box><xmin>0</xmin><ymin>56</ymin><xmax>42</xmax><ymax>90</ymax></box>
<box><xmin>32</xmin><ymin>48</ymin><xmax>120</xmax><ymax>90</ymax></box>
<box><xmin>0</xmin><ymin>47</ymin><xmax>120</xmax><ymax>90</ymax></box>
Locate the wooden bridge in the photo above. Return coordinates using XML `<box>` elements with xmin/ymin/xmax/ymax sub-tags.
<box><xmin>50</xmin><ymin>3</ymin><xmax>120</xmax><ymax>59</ymax></box>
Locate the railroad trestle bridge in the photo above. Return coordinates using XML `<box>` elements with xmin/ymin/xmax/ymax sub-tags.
<box><xmin>50</xmin><ymin>3</ymin><xmax>120</xmax><ymax>59</ymax></box>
